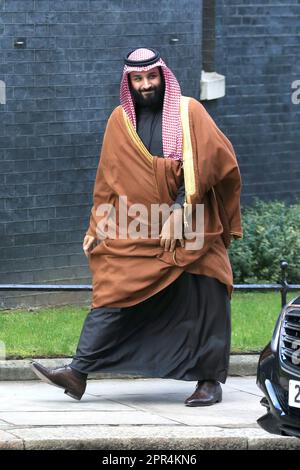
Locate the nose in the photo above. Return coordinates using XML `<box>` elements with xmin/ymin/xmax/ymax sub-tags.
<box><xmin>141</xmin><ymin>78</ymin><xmax>152</xmax><ymax>90</ymax></box>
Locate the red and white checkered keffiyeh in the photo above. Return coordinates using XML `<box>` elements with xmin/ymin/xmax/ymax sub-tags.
<box><xmin>120</xmin><ymin>48</ymin><xmax>183</xmax><ymax>161</ymax></box>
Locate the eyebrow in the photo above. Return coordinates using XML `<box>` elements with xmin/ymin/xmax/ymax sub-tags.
<box><xmin>131</xmin><ymin>71</ymin><xmax>158</xmax><ymax>78</ymax></box>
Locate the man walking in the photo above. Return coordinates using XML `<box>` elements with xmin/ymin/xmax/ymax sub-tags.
<box><xmin>31</xmin><ymin>47</ymin><xmax>242</xmax><ymax>406</ymax></box>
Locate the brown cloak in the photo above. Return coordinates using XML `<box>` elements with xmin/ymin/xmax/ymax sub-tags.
<box><xmin>85</xmin><ymin>96</ymin><xmax>243</xmax><ymax>308</ymax></box>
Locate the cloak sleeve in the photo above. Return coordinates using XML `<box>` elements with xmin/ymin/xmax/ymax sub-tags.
<box><xmin>85</xmin><ymin>116</ymin><xmax>116</xmax><ymax>238</ymax></box>
<box><xmin>189</xmin><ymin>98</ymin><xmax>243</xmax><ymax>245</ymax></box>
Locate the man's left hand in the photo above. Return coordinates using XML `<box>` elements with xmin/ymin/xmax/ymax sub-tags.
<box><xmin>159</xmin><ymin>208</ymin><xmax>185</xmax><ymax>252</ymax></box>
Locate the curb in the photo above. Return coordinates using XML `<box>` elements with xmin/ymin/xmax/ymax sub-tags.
<box><xmin>0</xmin><ymin>355</ymin><xmax>259</xmax><ymax>381</ymax></box>
<box><xmin>2</xmin><ymin>428</ymin><xmax>300</xmax><ymax>450</ymax></box>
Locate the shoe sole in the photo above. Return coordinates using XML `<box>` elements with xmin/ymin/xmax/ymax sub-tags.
<box><xmin>30</xmin><ymin>363</ymin><xmax>83</xmax><ymax>401</ymax></box>
<box><xmin>184</xmin><ymin>398</ymin><xmax>222</xmax><ymax>407</ymax></box>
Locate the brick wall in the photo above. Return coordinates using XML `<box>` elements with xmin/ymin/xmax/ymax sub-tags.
<box><xmin>205</xmin><ymin>0</ymin><xmax>300</xmax><ymax>205</ymax></box>
<box><xmin>0</xmin><ymin>0</ymin><xmax>202</xmax><ymax>308</ymax></box>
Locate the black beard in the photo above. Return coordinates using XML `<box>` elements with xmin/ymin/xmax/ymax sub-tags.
<box><xmin>130</xmin><ymin>81</ymin><xmax>165</xmax><ymax>110</ymax></box>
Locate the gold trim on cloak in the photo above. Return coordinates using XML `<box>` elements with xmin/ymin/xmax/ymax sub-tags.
<box><xmin>122</xmin><ymin>108</ymin><xmax>153</xmax><ymax>166</ymax></box>
<box><xmin>180</xmin><ymin>96</ymin><xmax>196</xmax><ymax>204</ymax></box>
<box><xmin>179</xmin><ymin>96</ymin><xmax>196</xmax><ymax>229</ymax></box>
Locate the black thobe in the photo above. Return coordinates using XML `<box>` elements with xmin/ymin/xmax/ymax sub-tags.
<box><xmin>70</xmin><ymin>103</ymin><xmax>231</xmax><ymax>383</ymax></box>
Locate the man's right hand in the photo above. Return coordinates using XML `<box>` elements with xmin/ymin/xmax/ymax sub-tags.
<box><xmin>82</xmin><ymin>235</ymin><xmax>97</xmax><ymax>257</ymax></box>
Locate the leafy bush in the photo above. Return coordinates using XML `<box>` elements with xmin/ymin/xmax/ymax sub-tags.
<box><xmin>229</xmin><ymin>198</ymin><xmax>300</xmax><ymax>284</ymax></box>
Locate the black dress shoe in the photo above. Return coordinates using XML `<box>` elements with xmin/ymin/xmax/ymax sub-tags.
<box><xmin>30</xmin><ymin>362</ymin><xmax>86</xmax><ymax>400</ymax></box>
<box><xmin>184</xmin><ymin>380</ymin><xmax>222</xmax><ymax>407</ymax></box>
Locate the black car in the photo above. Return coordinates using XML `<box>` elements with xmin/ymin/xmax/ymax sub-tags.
<box><xmin>257</xmin><ymin>295</ymin><xmax>300</xmax><ymax>437</ymax></box>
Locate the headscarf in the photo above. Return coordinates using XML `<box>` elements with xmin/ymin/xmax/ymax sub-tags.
<box><xmin>120</xmin><ymin>47</ymin><xmax>183</xmax><ymax>161</ymax></box>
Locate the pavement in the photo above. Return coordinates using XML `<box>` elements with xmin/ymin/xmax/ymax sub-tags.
<box><xmin>1</xmin><ymin>376</ymin><xmax>300</xmax><ymax>450</ymax></box>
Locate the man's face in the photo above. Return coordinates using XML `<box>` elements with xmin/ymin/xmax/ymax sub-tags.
<box><xmin>128</xmin><ymin>66</ymin><xmax>164</xmax><ymax>107</ymax></box>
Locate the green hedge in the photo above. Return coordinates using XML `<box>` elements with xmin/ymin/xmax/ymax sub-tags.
<box><xmin>229</xmin><ymin>198</ymin><xmax>300</xmax><ymax>284</ymax></box>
